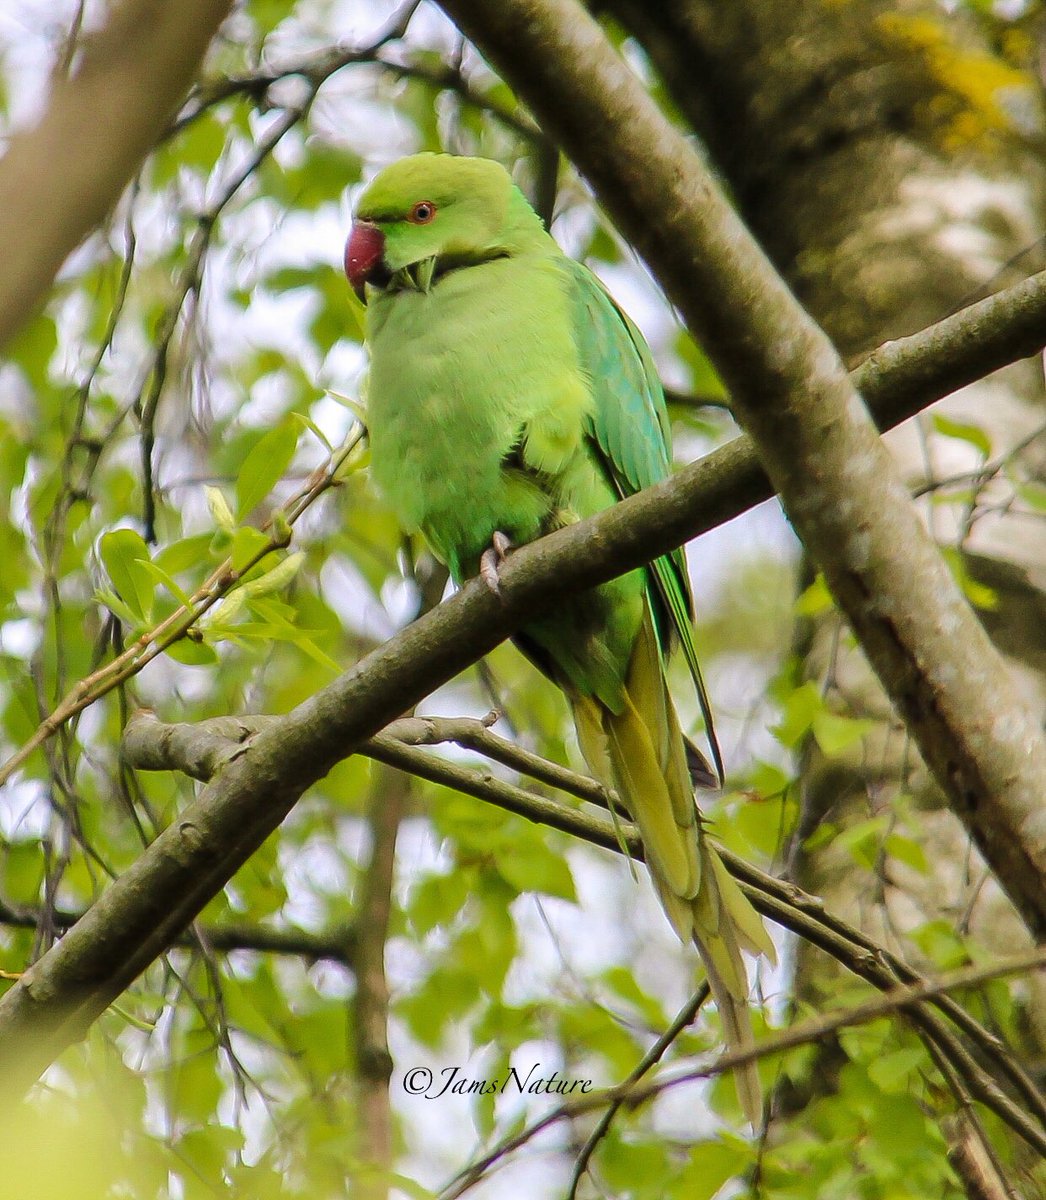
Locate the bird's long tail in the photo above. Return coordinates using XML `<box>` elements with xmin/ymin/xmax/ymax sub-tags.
<box><xmin>572</xmin><ymin>610</ymin><xmax>773</xmax><ymax>1126</ymax></box>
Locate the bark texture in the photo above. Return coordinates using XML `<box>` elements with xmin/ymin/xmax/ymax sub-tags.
<box><xmin>607</xmin><ymin>0</ymin><xmax>1046</xmax><ymax>1111</ymax></box>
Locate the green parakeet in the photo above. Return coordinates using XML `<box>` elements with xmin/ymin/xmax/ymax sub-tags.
<box><xmin>345</xmin><ymin>154</ymin><xmax>773</xmax><ymax>1123</ymax></box>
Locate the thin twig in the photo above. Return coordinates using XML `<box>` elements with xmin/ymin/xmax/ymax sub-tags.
<box><xmin>566</xmin><ymin>984</ymin><xmax>710</xmax><ymax>1200</ymax></box>
<box><xmin>0</xmin><ymin>899</ymin><xmax>355</xmax><ymax>966</ymax></box>
<box><xmin>0</xmin><ymin>424</ymin><xmax>364</xmax><ymax>789</ymax></box>
<box><xmin>440</xmin><ymin>949</ymin><xmax>1046</xmax><ymax>1199</ymax></box>
<box><xmin>169</xmin><ymin>1</ymin><xmax>423</xmax><ymax>136</ymax></box>
<box><xmin>393</xmin><ymin>712</ymin><xmax>611</xmax><ymax>806</ymax></box>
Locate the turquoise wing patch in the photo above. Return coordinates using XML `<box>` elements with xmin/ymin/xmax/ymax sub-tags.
<box><xmin>563</xmin><ymin>257</ymin><xmax>724</xmax><ymax>783</ymax></box>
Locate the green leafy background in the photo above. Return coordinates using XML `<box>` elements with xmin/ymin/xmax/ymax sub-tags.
<box><xmin>0</xmin><ymin>1</ymin><xmax>1041</xmax><ymax>1197</ymax></box>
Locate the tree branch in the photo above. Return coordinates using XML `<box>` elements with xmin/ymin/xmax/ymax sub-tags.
<box><xmin>7</xmin><ymin>254</ymin><xmax>1046</xmax><ymax>786</ymax></box>
<box><xmin>440</xmin><ymin>950</ymin><xmax>1046</xmax><ymax>1199</ymax></box>
<box><xmin>352</xmin><ymin>763</ymin><xmax>407</xmax><ymax>1199</ymax></box>
<box><xmin>121</xmin><ymin>710</ymin><xmax>1046</xmax><ymax>1154</ymax></box>
<box><xmin>567</xmin><ymin>984</ymin><xmax>711</xmax><ymax>1200</ymax></box>
<box><xmin>947</xmin><ymin>1118</ymin><xmax>1021</xmax><ymax>1200</ymax></box>
<box><xmin>3</xmin><ymin>253</ymin><xmax>1046</xmax><ymax>1097</ymax></box>
<box><xmin>3</xmin><ymin>193</ymin><xmax>1043</xmax><ymax>779</ymax></box>
<box><xmin>434</xmin><ymin>0</ymin><xmax>1046</xmax><ymax>937</ymax></box>
<box><xmin>170</xmin><ymin>2</ymin><xmax>422</xmax><ymax>134</ymax></box>
<box><xmin>0</xmin><ymin>899</ymin><xmax>354</xmax><ymax>967</ymax></box>
<box><xmin>0</xmin><ymin>0</ymin><xmax>234</xmax><ymax>349</ymax></box>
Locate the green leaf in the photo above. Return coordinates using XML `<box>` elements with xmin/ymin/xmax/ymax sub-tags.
<box><xmin>324</xmin><ymin>389</ymin><xmax>368</xmax><ymax>427</ymax></box>
<box><xmin>940</xmin><ymin>547</ymin><xmax>998</xmax><ymax>610</ymax></box>
<box><xmin>599</xmin><ymin>1133</ymin><xmax>669</xmax><ymax>1194</ymax></box>
<box><xmin>209</xmin><ymin>589</ymin><xmax>248</xmax><ymax>626</ymax></box>
<box><xmin>410</xmin><ymin>869</ymin><xmax>471</xmax><ymax>936</ymax></box>
<box><xmin>247</xmin><ymin>597</ymin><xmax>342</xmax><ymax>673</ymax></box>
<box><xmin>230</xmin><ymin>525</ymin><xmax>274</xmax><ymax>572</ymax></box>
<box><xmin>746</xmin><ymin>760</ymin><xmax>791</xmax><ymax>800</ymax></box>
<box><xmin>910</xmin><ymin>919</ymin><xmax>968</xmax><ymax>970</ymax></box>
<box><xmin>868</xmin><ymin>1047</ymin><xmax>925</xmax><ymax>1092</ymax></box>
<box><xmin>398</xmin><ymin>967</ymin><xmax>480</xmax><ymax>1045</ymax></box>
<box><xmin>674</xmin><ymin>329</ymin><xmax>729</xmax><ymax>405</ymax></box>
<box><xmin>286</xmin><ymin>143</ymin><xmax>362</xmax><ymax>211</ymax></box>
<box><xmin>600</xmin><ymin>965</ymin><xmax>668</xmax><ymax>1027</ymax></box>
<box><xmin>98</xmin><ymin>528</ymin><xmax>155</xmax><ymax>622</ymax></box>
<box><xmin>455</xmin><ymin>895</ymin><xmax>517</xmax><ymax>991</ymax></box>
<box><xmin>884</xmin><ymin>831</ymin><xmax>929</xmax><ymax>874</ymax></box>
<box><xmin>794</xmin><ymin>572</ymin><xmax>833</xmax><ymax>617</ymax></box>
<box><xmin>170</xmin><ymin>1029</ymin><xmax>223</xmax><ymax>1123</ymax></box>
<box><xmin>247</xmin><ymin>0</ymin><xmax>290</xmax><ymax>35</ymax></box>
<box><xmin>138</xmin><ymin>558</ymin><xmax>192</xmax><ymax>606</ymax></box>
<box><xmin>1015</xmin><ymin>478</ymin><xmax>1046</xmax><ymax>512</ymax></box>
<box><xmin>811</xmin><ymin>711</ymin><xmax>874</xmax><ymax>756</ymax></box>
<box><xmin>155</xmin><ymin>533</ymin><xmax>214</xmax><ymax>574</ymax></box>
<box><xmin>838</xmin><ymin>1017</ymin><xmax>892</xmax><ymax>1066</ymax></box>
<box><xmin>3</xmin><ymin>839</ymin><xmax>44</xmax><ymax>901</ymax></box>
<box><xmin>381</xmin><ymin>1174</ymin><xmax>438</xmax><ymax>1200</ymax></box>
<box><xmin>865</xmin><ymin>1093</ymin><xmax>935</xmax><ymax>1162</ymax></box>
<box><xmin>836</xmin><ymin>816</ymin><xmax>887</xmax><ymax>870</ymax></box>
<box><xmin>675</xmin><ymin>1137</ymin><xmax>754</xmax><ymax>1200</ymax></box>
<box><xmin>733</xmin><ymin>785</ymin><xmax>796</xmax><ymax>858</ymax></box>
<box><xmin>94</xmin><ymin>587</ymin><xmax>143</xmax><ymax>629</ymax></box>
<box><xmin>242</xmin><ymin>551</ymin><xmax>305</xmax><ymax>597</ymax></box>
<box><xmin>770</xmin><ymin>681</ymin><xmax>824</xmax><ymax>748</ymax></box>
<box><xmin>206</xmin><ymin>485</ymin><xmax>236</xmax><ymax>531</ymax></box>
<box><xmin>266</xmin><ymin>266</ymin><xmax>319</xmax><ymax>293</ymax></box>
<box><xmin>932</xmin><ymin>413</ymin><xmax>991</xmax><ymax>457</ymax></box>
<box><xmin>163</xmin><ymin>636</ymin><xmax>219</xmax><ymax>665</ymax></box>
<box><xmin>291</xmin><ymin>410</ymin><xmax>333</xmax><ymax>452</ymax></box>
<box><xmin>236</xmin><ymin>419</ymin><xmax>299</xmax><ymax>519</ymax></box>
<box><xmin>176</xmin><ymin>110</ymin><xmax>227</xmax><ymax>171</ymax></box>
<box><xmin>494</xmin><ymin>840</ymin><xmax>576</xmax><ymax>901</ymax></box>
<box><xmin>5</xmin><ymin>314</ymin><xmax>56</xmax><ymax>390</ymax></box>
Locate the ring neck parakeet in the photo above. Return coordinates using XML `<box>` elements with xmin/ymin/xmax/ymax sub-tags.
<box><xmin>345</xmin><ymin>154</ymin><xmax>772</xmax><ymax>1124</ymax></box>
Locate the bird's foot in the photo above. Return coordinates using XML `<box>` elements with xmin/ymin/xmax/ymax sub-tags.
<box><xmin>479</xmin><ymin>531</ymin><xmax>513</xmax><ymax>597</ymax></box>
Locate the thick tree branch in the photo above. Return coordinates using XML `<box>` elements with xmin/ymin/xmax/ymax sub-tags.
<box><xmin>6</xmin><ymin>252</ymin><xmax>1046</xmax><ymax>783</ymax></box>
<box><xmin>0</xmin><ymin>0</ymin><xmax>234</xmax><ymax>349</ymax></box>
<box><xmin>122</xmin><ymin>710</ymin><xmax>1046</xmax><ymax>1151</ymax></box>
<box><xmin>435</xmin><ymin>0</ymin><xmax>1046</xmax><ymax>937</ymax></box>
<box><xmin>3</xmin><ymin>258</ymin><xmax>1046</xmax><ymax>1097</ymax></box>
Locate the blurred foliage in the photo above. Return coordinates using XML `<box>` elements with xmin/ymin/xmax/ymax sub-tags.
<box><xmin>0</xmin><ymin>0</ymin><xmax>1041</xmax><ymax>1197</ymax></box>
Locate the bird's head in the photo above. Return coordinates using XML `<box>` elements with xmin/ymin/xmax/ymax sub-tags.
<box><xmin>344</xmin><ymin>153</ymin><xmax>543</xmax><ymax>302</ymax></box>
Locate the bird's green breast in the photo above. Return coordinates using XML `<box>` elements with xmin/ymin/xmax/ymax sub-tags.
<box><xmin>364</xmin><ymin>254</ymin><xmax>597</xmax><ymax>579</ymax></box>
<box><xmin>364</xmin><ymin>251</ymin><xmax>646</xmax><ymax>709</ymax></box>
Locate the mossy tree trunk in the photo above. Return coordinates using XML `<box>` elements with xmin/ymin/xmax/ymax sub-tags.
<box><xmin>607</xmin><ymin>0</ymin><xmax>1046</xmax><ymax>1124</ymax></box>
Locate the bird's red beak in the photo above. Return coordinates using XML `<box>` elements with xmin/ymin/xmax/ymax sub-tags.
<box><xmin>345</xmin><ymin>221</ymin><xmax>385</xmax><ymax>303</ymax></box>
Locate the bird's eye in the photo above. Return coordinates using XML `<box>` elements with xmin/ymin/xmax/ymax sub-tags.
<box><xmin>409</xmin><ymin>201</ymin><xmax>436</xmax><ymax>224</ymax></box>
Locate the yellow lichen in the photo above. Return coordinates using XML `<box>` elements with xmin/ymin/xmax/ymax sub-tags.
<box><xmin>876</xmin><ymin>12</ymin><xmax>1032</xmax><ymax>150</ymax></box>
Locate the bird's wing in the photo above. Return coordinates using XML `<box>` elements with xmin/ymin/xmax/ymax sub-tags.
<box><xmin>562</xmin><ymin>256</ymin><xmax>724</xmax><ymax>783</ymax></box>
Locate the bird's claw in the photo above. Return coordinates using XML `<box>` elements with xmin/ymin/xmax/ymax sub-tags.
<box><xmin>479</xmin><ymin>531</ymin><xmax>513</xmax><ymax>597</ymax></box>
